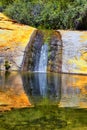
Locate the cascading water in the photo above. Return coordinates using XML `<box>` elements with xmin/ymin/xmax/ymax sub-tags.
<box><xmin>22</xmin><ymin>30</ymin><xmax>62</xmax><ymax>73</ymax></box>
<box><xmin>38</xmin><ymin>44</ymin><xmax>48</xmax><ymax>72</ymax></box>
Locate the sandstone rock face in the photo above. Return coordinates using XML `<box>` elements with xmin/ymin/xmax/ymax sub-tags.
<box><xmin>22</xmin><ymin>30</ymin><xmax>62</xmax><ymax>72</ymax></box>
<box><xmin>59</xmin><ymin>30</ymin><xmax>87</xmax><ymax>74</ymax></box>
<box><xmin>0</xmin><ymin>13</ymin><xmax>62</xmax><ymax>72</ymax></box>
<box><xmin>0</xmin><ymin>13</ymin><xmax>87</xmax><ymax>74</ymax></box>
<box><xmin>21</xmin><ymin>30</ymin><xmax>43</xmax><ymax>71</ymax></box>
<box><xmin>0</xmin><ymin>13</ymin><xmax>35</xmax><ymax>70</ymax></box>
<box><xmin>48</xmin><ymin>31</ymin><xmax>62</xmax><ymax>72</ymax></box>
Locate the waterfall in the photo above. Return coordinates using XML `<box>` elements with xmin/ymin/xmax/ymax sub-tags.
<box><xmin>38</xmin><ymin>44</ymin><xmax>48</xmax><ymax>72</ymax></box>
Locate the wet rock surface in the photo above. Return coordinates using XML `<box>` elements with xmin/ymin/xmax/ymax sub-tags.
<box><xmin>21</xmin><ymin>30</ymin><xmax>43</xmax><ymax>71</ymax></box>
<box><xmin>48</xmin><ymin>31</ymin><xmax>62</xmax><ymax>72</ymax></box>
<box><xmin>22</xmin><ymin>30</ymin><xmax>62</xmax><ymax>72</ymax></box>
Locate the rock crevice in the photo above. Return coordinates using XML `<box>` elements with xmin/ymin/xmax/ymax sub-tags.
<box><xmin>21</xmin><ymin>30</ymin><xmax>62</xmax><ymax>72</ymax></box>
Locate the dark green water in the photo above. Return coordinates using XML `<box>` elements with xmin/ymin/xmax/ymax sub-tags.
<box><xmin>0</xmin><ymin>71</ymin><xmax>87</xmax><ymax>130</ymax></box>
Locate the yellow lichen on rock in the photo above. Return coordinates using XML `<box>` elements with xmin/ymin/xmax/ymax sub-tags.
<box><xmin>68</xmin><ymin>54</ymin><xmax>87</xmax><ymax>73</ymax></box>
<box><xmin>0</xmin><ymin>13</ymin><xmax>35</xmax><ymax>49</ymax></box>
<box><xmin>59</xmin><ymin>30</ymin><xmax>87</xmax><ymax>74</ymax></box>
<box><xmin>0</xmin><ymin>13</ymin><xmax>36</xmax><ymax>70</ymax></box>
<box><xmin>80</xmin><ymin>32</ymin><xmax>87</xmax><ymax>42</ymax></box>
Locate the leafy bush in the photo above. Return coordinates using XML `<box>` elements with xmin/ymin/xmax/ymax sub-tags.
<box><xmin>4</xmin><ymin>60</ymin><xmax>11</xmax><ymax>71</ymax></box>
<box><xmin>3</xmin><ymin>0</ymin><xmax>87</xmax><ymax>30</ymax></box>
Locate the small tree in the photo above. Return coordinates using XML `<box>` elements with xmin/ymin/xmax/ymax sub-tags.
<box><xmin>4</xmin><ymin>60</ymin><xmax>11</xmax><ymax>71</ymax></box>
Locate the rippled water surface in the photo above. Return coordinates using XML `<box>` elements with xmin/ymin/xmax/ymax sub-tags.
<box><xmin>0</xmin><ymin>71</ymin><xmax>87</xmax><ymax>130</ymax></box>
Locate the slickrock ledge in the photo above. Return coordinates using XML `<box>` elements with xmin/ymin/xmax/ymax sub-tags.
<box><xmin>0</xmin><ymin>13</ymin><xmax>36</xmax><ymax>70</ymax></box>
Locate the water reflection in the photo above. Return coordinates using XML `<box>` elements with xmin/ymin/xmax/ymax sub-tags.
<box><xmin>60</xmin><ymin>74</ymin><xmax>87</xmax><ymax>108</ymax></box>
<box><xmin>38</xmin><ymin>73</ymin><xmax>47</xmax><ymax>96</ymax></box>
<box><xmin>0</xmin><ymin>71</ymin><xmax>31</xmax><ymax>111</ymax></box>
<box><xmin>0</xmin><ymin>71</ymin><xmax>87</xmax><ymax>110</ymax></box>
<box><xmin>22</xmin><ymin>73</ymin><xmax>61</xmax><ymax>105</ymax></box>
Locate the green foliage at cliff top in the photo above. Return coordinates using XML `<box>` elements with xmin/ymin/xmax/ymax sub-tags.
<box><xmin>1</xmin><ymin>0</ymin><xmax>87</xmax><ymax>30</ymax></box>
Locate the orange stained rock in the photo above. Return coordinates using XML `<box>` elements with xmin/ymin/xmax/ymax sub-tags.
<box><xmin>68</xmin><ymin>51</ymin><xmax>87</xmax><ymax>74</ymax></box>
<box><xmin>0</xmin><ymin>13</ymin><xmax>36</xmax><ymax>50</ymax></box>
<box><xmin>80</xmin><ymin>32</ymin><xmax>87</xmax><ymax>42</ymax></box>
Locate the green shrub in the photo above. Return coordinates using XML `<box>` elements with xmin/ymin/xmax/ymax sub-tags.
<box><xmin>4</xmin><ymin>60</ymin><xmax>11</xmax><ymax>71</ymax></box>
<box><xmin>3</xmin><ymin>0</ymin><xmax>87</xmax><ymax>30</ymax></box>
